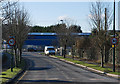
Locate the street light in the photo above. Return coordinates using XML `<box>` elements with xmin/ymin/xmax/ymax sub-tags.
<box><xmin>0</xmin><ymin>16</ymin><xmax>3</xmax><ymax>77</ymax></box>
<box><xmin>60</xmin><ymin>20</ymin><xmax>63</xmax><ymax>24</ymax></box>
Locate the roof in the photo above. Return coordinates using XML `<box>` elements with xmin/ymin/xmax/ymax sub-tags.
<box><xmin>28</xmin><ymin>33</ymin><xmax>91</xmax><ymax>36</ymax></box>
<box><xmin>28</xmin><ymin>33</ymin><xmax>57</xmax><ymax>35</ymax></box>
<box><xmin>72</xmin><ymin>33</ymin><xmax>91</xmax><ymax>36</ymax></box>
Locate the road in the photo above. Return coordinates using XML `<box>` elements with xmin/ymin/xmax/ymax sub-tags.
<box><xmin>15</xmin><ymin>52</ymin><xmax>119</xmax><ymax>84</ymax></box>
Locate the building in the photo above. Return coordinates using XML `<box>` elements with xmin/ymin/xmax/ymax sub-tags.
<box><xmin>23</xmin><ymin>33</ymin><xmax>91</xmax><ymax>51</ymax></box>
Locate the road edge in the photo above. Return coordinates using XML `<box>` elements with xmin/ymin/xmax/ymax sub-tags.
<box><xmin>49</xmin><ymin>55</ymin><xmax>120</xmax><ymax>79</ymax></box>
<box><xmin>5</xmin><ymin>58</ymin><xmax>27</xmax><ymax>84</ymax></box>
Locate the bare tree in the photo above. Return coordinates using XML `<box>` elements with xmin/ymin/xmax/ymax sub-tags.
<box><xmin>16</xmin><ymin>7</ymin><xmax>30</xmax><ymax>64</ymax></box>
<box><xmin>55</xmin><ymin>23</ymin><xmax>69</xmax><ymax>58</ymax></box>
<box><xmin>2</xmin><ymin>1</ymin><xmax>30</xmax><ymax>66</ymax></box>
<box><xmin>2</xmin><ymin>1</ymin><xmax>19</xmax><ymax>66</ymax></box>
<box><xmin>89</xmin><ymin>1</ymin><xmax>113</xmax><ymax>67</ymax></box>
<box><xmin>55</xmin><ymin>19</ymin><xmax>79</xmax><ymax>58</ymax></box>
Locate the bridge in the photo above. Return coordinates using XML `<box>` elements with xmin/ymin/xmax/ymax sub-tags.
<box><xmin>23</xmin><ymin>32</ymin><xmax>91</xmax><ymax>51</ymax></box>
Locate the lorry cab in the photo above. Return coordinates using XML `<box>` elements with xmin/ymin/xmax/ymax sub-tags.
<box><xmin>44</xmin><ymin>46</ymin><xmax>55</xmax><ymax>55</ymax></box>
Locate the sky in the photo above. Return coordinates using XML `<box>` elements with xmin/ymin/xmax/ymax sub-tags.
<box><xmin>19</xmin><ymin>1</ymin><xmax>119</xmax><ymax>32</ymax></box>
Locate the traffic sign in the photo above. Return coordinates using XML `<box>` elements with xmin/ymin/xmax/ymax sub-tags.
<box><xmin>112</xmin><ymin>45</ymin><xmax>115</xmax><ymax>48</ymax></box>
<box><xmin>111</xmin><ymin>38</ymin><xmax>118</xmax><ymax>45</ymax></box>
<box><xmin>8</xmin><ymin>38</ymin><xmax>16</xmax><ymax>46</ymax></box>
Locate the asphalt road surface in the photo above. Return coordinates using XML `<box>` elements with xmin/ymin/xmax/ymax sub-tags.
<box><xmin>14</xmin><ymin>52</ymin><xmax>119</xmax><ymax>84</ymax></box>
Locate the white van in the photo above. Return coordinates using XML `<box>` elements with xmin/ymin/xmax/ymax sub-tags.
<box><xmin>44</xmin><ymin>46</ymin><xmax>55</xmax><ymax>55</ymax></box>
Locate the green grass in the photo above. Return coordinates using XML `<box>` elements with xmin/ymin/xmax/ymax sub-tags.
<box><xmin>0</xmin><ymin>58</ymin><xmax>26</xmax><ymax>83</ymax></box>
<box><xmin>53</xmin><ymin>55</ymin><xmax>120</xmax><ymax>75</ymax></box>
<box><xmin>109</xmin><ymin>72</ymin><xmax>120</xmax><ymax>75</ymax></box>
<box><xmin>0</xmin><ymin>67</ymin><xmax>21</xmax><ymax>83</ymax></box>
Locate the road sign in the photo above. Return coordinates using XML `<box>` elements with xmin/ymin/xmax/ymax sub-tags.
<box><xmin>112</xmin><ymin>45</ymin><xmax>115</xmax><ymax>48</ymax></box>
<box><xmin>8</xmin><ymin>38</ymin><xmax>16</xmax><ymax>46</ymax></box>
<box><xmin>111</xmin><ymin>38</ymin><xmax>118</xmax><ymax>45</ymax></box>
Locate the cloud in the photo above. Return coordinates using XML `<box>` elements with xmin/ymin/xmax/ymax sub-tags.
<box><xmin>88</xmin><ymin>14</ymin><xmax>105</xmax><ymax>19</ymax></box>
<box><xmin>58</xmin><ymin>15</ymin><xmax>70</xmax><ymax>21</ymax></box>
<box><xmin>58</xmin><ymin>15</ymin><xmax>78</xmax><ymax>27</ymax></box>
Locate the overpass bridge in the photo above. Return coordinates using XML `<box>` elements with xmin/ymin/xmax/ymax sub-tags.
<box><xmin>23</xmin><ymin>33</ymin><xmax>91</xmax><ymax>51</ymax></box>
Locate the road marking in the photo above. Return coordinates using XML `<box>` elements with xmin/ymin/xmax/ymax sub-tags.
<box><xmin>15</xmin><ymin>71</ymin><xmax>27</xmax><ymax>84</ymax></box>
<box><xmin>89</xmin><ymin>78</ymin><xmax>104</xmax><ymax>80</ymax></box>
<box><xmin>46</xmin><ymin>78</ymin><xmax>59</xmax><ymax>80</ymax></box>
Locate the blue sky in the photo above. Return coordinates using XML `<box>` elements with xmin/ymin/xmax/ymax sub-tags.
<box><xmin>20</xmin><ymin>2</ymin><xmax>119</xmax><ymax>32</ymax></box>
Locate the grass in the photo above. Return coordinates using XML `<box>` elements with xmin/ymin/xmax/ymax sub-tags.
<box><xmin>39</xmin><ymin>52</ymin><xmax>45</xmax><ymax>55</ymax></box>
<box><xmin>53</xmin><ymin>55</ymin><xmax>120</xmax><ymax>75</ymax></box>
<box><xmin>109</xmin><ymin>72</ymin><xmax>120</xmax><ymax>75</ymax></box>
<box><xmin>0</xmin><ymin>58</ymin><xmax>26</xmax><ymax>83</ymax></box>
<box><xmin>0</xmin><ymin>68</ymin><xmax>21</xmax><ymax>83</ymax></box>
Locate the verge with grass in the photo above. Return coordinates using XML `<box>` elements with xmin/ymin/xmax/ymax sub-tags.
<box><xmin>0</xmin><ymin>67</ymin><xmax>21</xmax><ymax>83</ymax></box>
<box><xmin>0</xmin><ymin>58</ymin><xmax>25</xmax><ymax>84</ymax></box>
<box><xmin>53</xmin><ymin>55</ymin><xmax>120</xmax><ymax>76</ymax></box>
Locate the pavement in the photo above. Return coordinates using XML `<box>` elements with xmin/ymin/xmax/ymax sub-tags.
<box><xmin>14</xmin><ymin>52</ymin><xmax>119</xmax><ymax>84</ymax></box>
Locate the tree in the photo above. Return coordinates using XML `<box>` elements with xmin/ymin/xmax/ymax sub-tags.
<box><xmin>54</xmin><ymin>21</ymin><xmax>80</xmax><ymax>58</ymax></box>
<box><xmin>2</xmin><ymin>1</ymin><xmax>30</xmax><ymax>66</ymax></box>
<box><xmin>89</xmin><ymin>2</ymin><xmax>113</xmax><ymax>67</ymax></box>
<box><xmin>55</xmin><ymin>23</ymin><xmax>68</xmax><ymax>58</ymax></box>
<box><xmin>15</xmin><ymin>6</ymin><xmax>30</xmax><ymax>64</ymax></box>
<box><xmin>69</xmin><ymin>25</ymin><xmax>82</xmax><ymax>33</ymax></box>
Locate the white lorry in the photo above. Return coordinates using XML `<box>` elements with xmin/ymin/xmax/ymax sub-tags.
<box><xmin>44</xmin><ymin>46</ymin><xmax>55</xmax><ymax>55</ymax></box>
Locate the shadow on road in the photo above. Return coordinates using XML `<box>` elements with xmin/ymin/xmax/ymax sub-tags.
<box><xmin>25</xmin><ymin>56</ymin><xmax>53</xmax><ymax>71</ymax></box>
<box><xmin>16</xmin><ymin>80</ymin><xmax>119</xmax><ymax>84</ymax></box>
<box><xmin>29</xmin><ymin>67</ymin><xmax>52</xmax><ymax>70</ymax></box>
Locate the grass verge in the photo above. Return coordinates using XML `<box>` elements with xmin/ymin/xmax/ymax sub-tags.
<box><xmin>0</xmin><ymin>58</ymin><xmax>25</xmax><ymax>84</ymax></box>
<box><xmin>0</xmin><ymin>68</ymin><xmax>21</xmax><ymax>83</ymax></box>
<box><xmin>53</xmin><ymin>55</ymin><xmax>120</xmax><ymax>76</ymax></box>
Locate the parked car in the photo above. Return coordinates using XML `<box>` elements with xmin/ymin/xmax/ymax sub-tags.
<box><xmin>44</xmin><ymin>46</ymin><xmax>55</xmax><ymax>55</ymax></box>
<box><xmin>28</xmin><ymin>47</ymin><xmax>37</xmax><ymax>52</ymax></box>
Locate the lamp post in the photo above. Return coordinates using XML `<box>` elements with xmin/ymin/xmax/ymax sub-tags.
<box><xmin>113</xmin><ymin>0</ymin><xmax>116</xmax><ymax>72</ymax></box>
<box><xmin>60</xmin><ymin>20</ymin><xmax>63</xmax><ymax>24</ymax></box>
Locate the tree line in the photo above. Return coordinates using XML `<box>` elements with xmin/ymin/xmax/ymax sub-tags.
<box><xmin>30</xmin><ymin>24</ymin><xmax>82</xmax><ymax>33</ymax></box>
<box><xmin>52</xmin><ymin>2</ymin><xmax>120</xmax><ymax>70</ymax></box>
<box><xmin>73</xmin><ymin>2</ymin><xmax>120</xmax><ymax>69</ymax></box>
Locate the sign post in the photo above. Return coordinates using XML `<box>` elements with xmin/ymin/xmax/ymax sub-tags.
<box><xmin>112</xmin><ymin>0</ymin><xmax>116</xmax><ymax>72</ymax></box>
<box><xmin>111</xmin><ymin>38</ymin><xmax>118</xmax><ymax>45</ymax></box>
<box><xmin>8</xmin><ymin>37</ymin><xmax>16</xmax><ymax>72</ymax></box>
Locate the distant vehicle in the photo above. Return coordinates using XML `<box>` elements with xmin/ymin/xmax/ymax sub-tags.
<box><xmin>44</xmin><ymin>46</ymin><xmax>55</xmax><ymax>55</ymax></box>
<box><xmin>28</xmin><ymin>47</ymin><xmax>37</xmax><ymax>52</ymax></box>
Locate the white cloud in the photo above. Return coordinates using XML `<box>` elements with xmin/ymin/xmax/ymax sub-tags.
<box><xmin>58</xmin><ymin>15</ymin><xmax>69</xmax><ymax>21</ymax></box>
<box><xmin>88</xmin><ymin>13</ymin><xmax>105</xmax><ymax>19</ymax></box>
<box><xmin>58</xmin><ymin>15</ymin><xmax>78</xmax><ymax>27</ymax></box>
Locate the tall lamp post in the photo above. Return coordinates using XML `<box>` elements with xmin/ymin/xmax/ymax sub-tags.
<box><xmin>113</xmin><ymin>0</ymin><xmax>116</xmax><ymax>72</ymax></box>
<box><xmin>60</xmin><ymin>20</ymin><xmax>63</xmax><ymax>24</ymax></box>
<box><xmin>0</xmin><ymin>16</ymin><xmax>3</xmax><ymax>78</ymax></box>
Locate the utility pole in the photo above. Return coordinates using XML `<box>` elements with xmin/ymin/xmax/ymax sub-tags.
<box><xmin>0</xmin><ymin>17</ymin><xmax>2</xmax><ymax>51</ymax></box>
<box><xmin>113</xmin><ymin>0</ymin><xmax>116</xmax><ymax>72</ymax></box>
